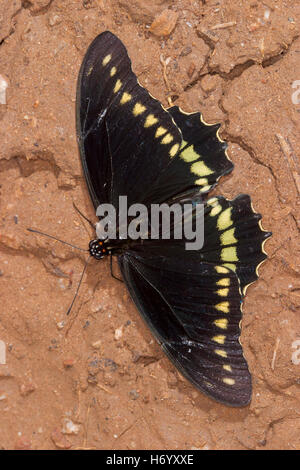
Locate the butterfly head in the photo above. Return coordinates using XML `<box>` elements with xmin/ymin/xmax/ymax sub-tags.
<box><xmin>89</xmin><ymin>239</ymin><xmax>109</xmax><ymax>260</ymax></box>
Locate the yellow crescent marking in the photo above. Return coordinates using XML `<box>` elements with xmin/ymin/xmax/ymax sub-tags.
<box><xmin>212</xmin><ymin>335</ymin><xmax>226</xmax><ymax>344</ymax></box>
<box><xmin>221</xmin><ymin>228</ymin><xmax>237</xmax><ymax>245</ymax></box>
<box><xmin>194</xmin><ymin>178</ymin><xmax>208</xmax><ymax>186</ymax></box>
<box><xmin>215</xmin><ymin>349</ymin><xmax>227</xmax><ymax>358</ymax></box>
<box><xmin>180</xmin><ymin>144</ymin><xmax>200</xmax><ymax>162</ymax></box>
<box><xmin>221</xmin><ymin>247</ymin><xmax>238</xmax><ymax>262</ymax></box>
<box><xmin>215</xmin><ymin>266</ymin><xmax>229</xmax><ymax>274</ymax></box>
<box><xmin>214</xmin><ymin>318</ymin><xmax>228</xmax><ymax>329</ymax></box>
<box><xmin>120</xmin><ymin>92</ymin><xmax>132</xmax><ymax>104</ymax></box>
<box><xmin>155</xmin><ymin>126</ymin><xmax>167</xmax><ymax>138</ymax></box>
<box><xmin>223</xmin><ymin>364</ymin><xmax>232</xmax><ymax>372</ymax></box>
<box><xmin>144</xmin><ymin>114</ymin><xmax>158</xmax><ymax>127</ymax></box>
<box><xmin>133</xmin><ymin>102</ymin><xmax>146</xmax><ymax>116</ymax></box>
<box><xmin>110</xmin><ymin>66</ymin><xmax>117</xmax><ymax>77</ymax></box>
<box><xmin>199</xmin><ymin>184</ymin><xmax>211</xmax><ymax>192</ymax></box>
<box><xmin>190</xmin><ymin>161</ymin><xmax>214</xmax><ymax>177</ymax></box>
<box><xmin>223</xmin><ymin>378</ymin><xmax>235</xmax><ymax>385</ymax></box>
<box><xmin>217</xmin><ymin>288</ymin><xmax>229</xmax><ymax>297</ymax></box>
<box><xmin>161</xmin><ymin>133</ymin><xmax>173</xmax><ymax>144</ymax></box>
<box><xmin>207</xmin><ymin>197</ymin><xmax>218</xmax><ymax>206</ymax></box>
<box><xmin>210</xmin><ymin>204</ymin><xmax>222</xmax><ymax>217</ymax></box>
<box><xmin>169</xmin><ymin>143</ymin><xmax>180</xmax><ymax>157</ymax></box>
<box><xmin>216</xmin><ymin>278</ymin><xmax>230</xmax><ymax>287</ymax></box>
<box><xmin>217</xmin><ymin>207</ymin><xmax>233</xmax><ymax>231</ymax></box>
<box><xmin>114</xmin><ymin>79</ymin><xmax>122</xmax><ymax>93</ymax></box>
<box><xmin>215</xmin><ymin>302</ymin><xmax>230</xmax><ymax>313</ymax></box>
<box><xmin>102</xmin><ymin>54</ymin><xmax>112</xmax><ymax>66</ymax></box>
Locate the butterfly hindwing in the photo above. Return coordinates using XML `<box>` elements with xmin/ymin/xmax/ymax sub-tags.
<box><xmin>126</xmin><ymin>193</ymin><xmax>271</xmax><ymax>295</ymax></box>
<box><xmin>119</xmin><ymin>253</ymin><xmax>251</xmax><ymax>407</ymax></box>
<box><xmin>118</xmin><ymin>193</ymin><xmax>270</xmax><ymax>405</ymax></box>
<box><xmin>202</xmin><ymin>194</ymin><xmax>271</xmax><ymax>293</ymax></box>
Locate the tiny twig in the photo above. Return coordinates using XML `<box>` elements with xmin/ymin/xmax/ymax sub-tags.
<box><xmin>271</xmin><ymin>337</ymin><xmax>280</xmax><ymax>371</ymax></box>
<box><xmin>211</xmin><ymin>21</ymin><xmax>237</xmax><ymax>30</ymax></box>
<box><xmin>97</xmin><ymin>383</ymin><xmax>113</xmax><ymax>394</ymax></box>
<box><xmin>276</xmin><ymin>133</ymin><xmax>300</xmax><ymax>195</ymax></box>
<box><xmin>160</xmin><ymin>54</ymin><xmax>171</xmax><ymax>95</ymax></box>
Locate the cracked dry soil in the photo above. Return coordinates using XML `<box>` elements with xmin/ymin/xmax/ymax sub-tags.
<box><xmin>0</xmin><ymin>0</ymin><xmax>300</xmax><ymax>450</ymax></box>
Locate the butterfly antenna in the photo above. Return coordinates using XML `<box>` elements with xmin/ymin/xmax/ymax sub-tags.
<box><xmin>66</xmin><ymin>255</ymin><xmax>91</xmax><ymax>316</ymax></box>
<box><xmin>72</xmin><ymin>202</ymin><xmax>95</xmax><ymax>230</ymax></box>
<box><xmin>27</xmin><ymin>228</ymin><xmax>88</xmax><ymax>253</ymax></box>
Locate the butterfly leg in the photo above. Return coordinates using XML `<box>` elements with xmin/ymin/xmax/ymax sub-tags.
<box><xmin>110</xmin><ymin>253</ymin><xmax>124</xmax><ymax>283</ymax></box>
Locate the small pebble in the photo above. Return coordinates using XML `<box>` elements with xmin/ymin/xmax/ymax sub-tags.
<box><xmin>187</xmin><ymin>62</ymin><xmax>196</xmax><ymax>78</ymax></box>
<box><xmin>62</xmin><ymin>418</ymin><xmax>80</xmax><ymax>435</ymax></box>
<box><xmin>63</xmin><ymin>358</ymin><xmax>75</xmax><ymax>368</ymax></box>
<box><xmin>129</xmin><ymin>389</ymin><xmax>139</xmax><ymax>400</ymax></box>
<box><xmin>20</xmin><ymin>381</ymin><xmax>36</xmax><ymax>397</ymax></box>
<box><xmin>149</xmin><ymin>10</ymin><xmax>178</xmax><ymax>37</ymax></box>
<box><xmin>180</xmin><ymin>46</ymin><xmax>192</xmax><ymax>57</ymax></box>
<box><xmin>114</xmin><ymin>326</ymin><xmax>123</xmax><ymax>340</ymax></box>
<box><xmin>0</xmin><ymin>75</ymin><xmax>8</xmax><ymax>105</ymax></box>
<box><xmin>48</xmin><ymin>14</ymin><xmax>62</xmax><ymax>26</ymax></box>
<box><xmin>56</xmin><ymin>321</ymin><xmax>65</xmax><ymax>330</ymax></box>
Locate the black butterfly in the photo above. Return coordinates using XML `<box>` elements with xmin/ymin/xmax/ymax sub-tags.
<box><xmin>76</xmin><ymin>31</ymin><xmax>271</xmax><ymax>407</ymax></box>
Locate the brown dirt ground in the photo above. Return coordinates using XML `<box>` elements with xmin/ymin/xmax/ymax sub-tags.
<box><xmin>0</xmin><ymin>0</ymin><xmax>300</xmax><ymax>451</ymax></box>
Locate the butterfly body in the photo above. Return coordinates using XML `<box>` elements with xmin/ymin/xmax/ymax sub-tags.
<box><xmin>77</xmin><ymin>31</ymin><xmax>271</xmax><ymax>407</ymax></box>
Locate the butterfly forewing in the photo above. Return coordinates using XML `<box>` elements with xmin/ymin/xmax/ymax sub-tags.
<box><xmin>77</xmin><ymin>31</ymin><xmax>182</xmax><ymax>210</ymax></box>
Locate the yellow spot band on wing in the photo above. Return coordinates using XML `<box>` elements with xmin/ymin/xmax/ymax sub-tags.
<box><xmin>144</xmin><ymin>114</ymin><xmax>158</xmax><ymax>127</ymax></box>
<box><xmin>217</xmin><ymin>207</ymin><xmax>233</xmax><ymax>231</ymax></box>
<box><xmin>216</xmin><ymin>278</ymin><xmax>230</xmax><ymax>287</ymax></box>
<box><xmin>120</xmin><ymin>92</ymin><xmax>132</xmax><ymax>104</ymax></box>
<box><xmin>195</xmin><ymin>178</ymin><xmax>208</xmax><ymax>186</ymax></box>
<box><xmin>161</xmin><ymin>133</ymin><xmax>173</xmax><ymax>144</ymax></box>
<box><xmin>207</xmin><ymin>197</ymin><xmax>218</xmax><ymax>206</ymax></box>
<box><xmin>133</xmin><ymin>102</ymin><xmax>146</xmax><ymax>116</ymax></box>
<box><xmin>215</xmin><ymin>302</ymin><xmax>230</xmax><ymax>314</ymax></box>
<box><xmin>221</xmin><ymin>228</ymin><xmax>237</xmax><ymax>246</ymax></box>
<box><xmin>110</xmin><ymin>66</ymin><xmax>117</xmax><ymax>77</ymax></box>
<box><xmin>217</xmin><ymin>288</ymin><xmax>229</xmax><ymax>297</ymax></box>
<box><xmin>212</xmin><ymin>335</ymin><xmax>226</xmax><ymax>344</ymax></box>
<box><xmin>102</xmin><ymin>54</ymin><xmax>112</xmax><ymax>66</ymax></box>
<box><xmin>215</xmin><ymin>266</ymin><xmax>229</xmax><ymax>274</ymax></box>
<box><xmin>223</xmin><ymin>364</ymin><xmax>232</xmax><ymax>372</ymax></box>
<box><xmin>214</xmin><ymin>318</ymin><xmax>228</xmax><ymax>329</ymax></box>
<box><xmin>221</xmin><ymin>247</ymin><xmax>238</xmax><ymax>262</ymax></box>
<box><xmin>114</xmin><ymin>79</ymin><xmax>122</xmax><ymax>93</ymax></box>
<box><xmin>215</xmin><ymin>349</ymin><xmax>227</xmax><ymax>358</ymax></box>
<box><xmin>190</xmin><ymin>161</ymin><xmax>213</xmax><ymax>177</ymax></box>
<box><xmin>155</xmin><ymin>126</ymin><xmax>167</xmax><ymax>138</ymax></box>
<box><xmin>169</xmin><ymin>143</ymin><xmax>180</xmax><ymax>157</ymax></box>
<box><xmin>223</xmin><ymin>378</ymin><xmax>235</xmax><ymax>385</ymax></box>
<box><xmin>199</xmin><ymin>184</ymin><xmax>211</xmax><ymax>192</ymax></box>
<box><xmin>180</xmin><ymin>144</ymin><xmax>200</xmax><ymax>162</ymax></box>
<box><xmin>210</xmin><ymin>204</ymin><xmax>222</xmax><ymax>217</ymax></box>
